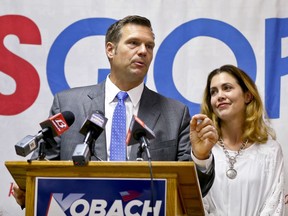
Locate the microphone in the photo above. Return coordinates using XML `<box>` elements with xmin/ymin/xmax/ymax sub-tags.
<box><xmin>72</xmin><ymin>111</ymin><xmax>107</xmax><ymax>166</ymax></box>
<box><xmin>126</xmin><ymin>115</ymin><xmax>155</xmax><ymax>160</ymax></box>
<box><xmin>15</xmin><ymin>111</ymin><xmax>75</xmax><ymax>157</ymax></box>
<box><xmin>126</xmin><ymin>115</ymin><xmax>156</xmax><ymax>210</ymax></box>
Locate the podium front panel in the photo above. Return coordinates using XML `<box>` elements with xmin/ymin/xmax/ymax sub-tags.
<box><xmin>35</xmin><ymin>177</ymin><xmax>167</xmax><ymax>216</ymax></box>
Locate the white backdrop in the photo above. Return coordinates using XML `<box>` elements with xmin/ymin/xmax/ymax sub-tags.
<box><xmin>1</xmin><ymin>0</ymin><xmax>287</xmax><ymax>215</ymax></box>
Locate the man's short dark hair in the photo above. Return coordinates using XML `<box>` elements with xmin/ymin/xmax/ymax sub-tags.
<box><xmin>105</xmin><ymin>15</ymin><xmax>154</xmax><ymax>45</ymax></box>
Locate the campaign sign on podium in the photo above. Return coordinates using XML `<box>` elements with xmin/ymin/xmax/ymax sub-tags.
<box><xmin>35</xmin><ymin>177</ymin><xmax>166</xmax><ymax>215</ymax></box>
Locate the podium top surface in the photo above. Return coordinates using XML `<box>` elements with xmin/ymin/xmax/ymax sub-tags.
<box><xmin>5</xmin><ymin>160</ymin><xmax>197</xmax><ymax>188</ymax></box>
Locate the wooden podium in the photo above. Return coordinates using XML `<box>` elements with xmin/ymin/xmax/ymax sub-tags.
<box><xmin>5</xmin><ymin>161</ymin><xmax>204</xmax><ymax>216</ymax></box>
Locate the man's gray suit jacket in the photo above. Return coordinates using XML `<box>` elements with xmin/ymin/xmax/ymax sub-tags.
<box><xmin>42</xmin><ymin>80</ymin><xmax>214</xmax><ymax>196</ymax></box>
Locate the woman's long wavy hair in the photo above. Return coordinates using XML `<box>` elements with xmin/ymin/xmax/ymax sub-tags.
<box><xmin>201</xmin><ymin>64</ymin><xmax>275</xmax><ymax>143</ymax></box>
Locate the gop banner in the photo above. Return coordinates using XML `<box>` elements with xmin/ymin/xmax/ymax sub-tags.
<box><xmin>1</xmin><ymin>0</ymin><xmax>288</xmax><ymax>215</ymax></box>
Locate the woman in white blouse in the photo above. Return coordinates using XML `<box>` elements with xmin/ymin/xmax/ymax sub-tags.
<box><xmin>199</xmin><ymin>64</ymin><xmax>285</xmax><ymax>215</ymax></box>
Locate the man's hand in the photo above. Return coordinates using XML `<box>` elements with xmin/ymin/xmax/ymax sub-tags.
<box><xmin>190</xmin><ymin>114</ymin><xmax>219</xmax><ymax>160</ymax></box>
<box><xmin>12</xmin><ymin>184</ymin><xmax>25</xmax><ymax>208</ymax></box>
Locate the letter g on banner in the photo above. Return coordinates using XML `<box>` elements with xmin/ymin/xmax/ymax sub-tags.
<box><xmin>47</xmin><ymin>18</ymin><xmax>116</xmax><ymax>95</ymax></box>
<box><xmin>154</xmin><ymin>18</ymin><xmax>256</xmax><ymax>115</ymax></box>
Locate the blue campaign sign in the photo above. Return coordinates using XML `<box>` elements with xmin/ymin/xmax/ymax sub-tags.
<box><xmin>35</xmin><ymin>177</ymin><xmax>166</xmax><ymax>216</ymax></box>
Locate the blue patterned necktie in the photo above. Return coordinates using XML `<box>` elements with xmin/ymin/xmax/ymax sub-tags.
<box><xmin>110</xmin><ymin>91</ymin><xmax>129</xmax><ymax>161</ymax></box>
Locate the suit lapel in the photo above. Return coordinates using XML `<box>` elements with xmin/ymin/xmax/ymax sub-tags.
<box><xmin>86</xmin><ymin>81</ymin><xmax>108</xmax><ymax>161</ymax></box>
<box><xmin>129</xmin><ymin>86</ymin><xmax>160</xmax><ymax>160</ymax></box>
<box><xmin>137</xmin><ymin>86</ymin><xmax>160</xmax><ymax>130</ymax></box>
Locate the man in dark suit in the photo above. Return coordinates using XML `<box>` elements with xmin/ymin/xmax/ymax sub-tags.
<box><xmin>13</xmin><ymin>15</ymin><xmax>218</xmax><ymax>207</ymax></box>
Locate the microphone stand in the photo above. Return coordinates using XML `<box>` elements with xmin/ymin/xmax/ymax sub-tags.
<box><xmin>72</xmin><ymin>130</ymin><xmax>101</xmax><ymax>166</ymax></box>
<box><xmin>28</xmin><ymin>133</ymin><xmax>57</xmax><ymax>162</ymax></box>
<box><xmin>136</xmin><ymin>136</ymin><xmax>151</xmax><ymax>161</ymax></box>
<box><xmin>135</xmin><ymin>136</ymin><xmax>154</xmax><ymax>215</ymax></box>
<box><xmin>27</xmin><ymin>140</ymin><xmax>48</xmax><ymax>162</ymax></box>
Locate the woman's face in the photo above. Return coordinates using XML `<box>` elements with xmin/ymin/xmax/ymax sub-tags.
<box><xmin>209</xmin><ymin>72</ymin><xmax>251</xmax><ymax>122</ymax></box>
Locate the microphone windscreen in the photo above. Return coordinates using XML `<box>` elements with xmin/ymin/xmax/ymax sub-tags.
<box><xmin>79</xmin><ymin>111</ymin><xmax>107</xmax><ymax>138</ymax></box>
<box><xmin>62</xmin><ymin>111</ymin><xmax>75</xmax><ymax>126</ymax></box>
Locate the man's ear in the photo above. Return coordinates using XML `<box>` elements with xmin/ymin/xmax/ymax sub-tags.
<box><xmin>106</xmin><ymin>42</ymin><xmax>115</xmax><ymax>59</ymax></box>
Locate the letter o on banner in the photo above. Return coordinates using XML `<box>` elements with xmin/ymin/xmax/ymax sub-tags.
<box><xmin>154</xmin><ymin>18</ymin><xmax>256</xmax><ymax>115</ymax></box>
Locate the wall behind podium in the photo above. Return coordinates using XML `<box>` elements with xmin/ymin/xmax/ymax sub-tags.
<box><xmin>1</xmin><ymin>0</ymin><xmax>288</xmax><ymax>215</ymax></box>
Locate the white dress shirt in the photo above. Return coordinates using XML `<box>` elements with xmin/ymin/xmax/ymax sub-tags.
<box><xmin>105</xmin><ymin>75</ymin><xmax>143</xmax><ymax>160</ymax></box>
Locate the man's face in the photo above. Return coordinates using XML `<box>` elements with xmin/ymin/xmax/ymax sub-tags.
<box><xmin>107</xmin><ymin>23</ymin><xmax>155</xmax><ymax>88</ymax></box>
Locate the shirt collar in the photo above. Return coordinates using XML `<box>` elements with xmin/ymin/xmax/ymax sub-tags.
<box><xmin>106</xmin><ymin>74</ymin><xmax>144</xmax><ymax>107</ymax></box>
